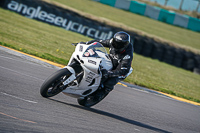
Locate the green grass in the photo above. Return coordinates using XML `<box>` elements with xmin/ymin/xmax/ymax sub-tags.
<box><xmin>0</xmin><ymin>9</ymin><xmax>90</xmax><ymax>65</ymax></box>
<box><xmin>0</xmin><ymin>8</ymin><xmax>200</xmax><ymax>103</ymax></box>
<box><xmin>126</xmin><ymin>55</ymin><xmax>200</xmax><ymax>102</ymax></box>
<box><xmin>51</xmin><ymin>0</ymin><xmax>200</xmax><ymax>52</ymax></box>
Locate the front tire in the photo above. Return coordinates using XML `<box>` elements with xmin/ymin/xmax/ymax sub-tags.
<box><xmin>40</xmin><ymin>68</ymin><xmax>71</xmax><ymax>98</ymax></box>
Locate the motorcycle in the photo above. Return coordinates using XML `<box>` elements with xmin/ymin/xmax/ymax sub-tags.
<box><xmin>40</xmin><ymin>42</ymin><xmax>132</xmax><ymax>107</ymax></box>
<box><xmin>40</xmin><ymin>42</ymin><xmax>113</xmax><ymax>107</ymax></box>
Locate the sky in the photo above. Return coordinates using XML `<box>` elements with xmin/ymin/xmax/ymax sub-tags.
<box><xmin>149</xmin><ymin>0</ymin><xmax>200</xmax><ymax>12</ymax></box>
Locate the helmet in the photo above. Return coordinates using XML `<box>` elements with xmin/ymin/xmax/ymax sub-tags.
<box><xmin>112</xmin><ymin>31</ymin><xmax>130</xmax><ymax>52</ymax></box>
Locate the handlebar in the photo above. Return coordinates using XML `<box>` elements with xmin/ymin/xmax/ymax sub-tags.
<box><xmin>71</xmin><ymin>43</ymin><xmax>78</xmax><ymax>46</ymax></box>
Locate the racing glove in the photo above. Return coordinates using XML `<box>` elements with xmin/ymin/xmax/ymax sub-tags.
<box><xmin>101</xmin><ymin>69</ymin><xmax>112</xmax><ymax>79</ymax></box>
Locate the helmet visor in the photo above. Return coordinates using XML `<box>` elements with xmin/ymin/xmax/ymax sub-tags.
<box><xmin>112</xmin><ymin>39</ymin><xmax>128</xmax><ymax>49</ymax></box>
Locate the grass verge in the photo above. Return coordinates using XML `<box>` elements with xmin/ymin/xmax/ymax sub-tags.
<box><xmin>0</xmin><ymin>8</ymin><xmax>200</xmax><ymax>103</ymax></box>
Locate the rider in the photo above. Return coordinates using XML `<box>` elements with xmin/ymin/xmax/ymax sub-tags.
<box><xmin>85</xmin><ymin>31</ymin><xmax>134</xmax><ymax>93</ymax></box>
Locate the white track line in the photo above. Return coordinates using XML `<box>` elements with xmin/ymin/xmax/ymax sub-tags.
<box><xmin>0</xmin><ymin>65</ymin><xmax>44</xmax><ymax>81</ymax></box>
<box><xmin>1</xmin><ymin>92</ymin><xmax>37</xmax><ymax>104</ymax></box>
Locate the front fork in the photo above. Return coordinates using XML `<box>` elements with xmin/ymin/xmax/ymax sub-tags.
<box><xmin>62</xmin><ymin>66</ymin><xmax>76</xmax><ymax>86</ymax></box>
<box><xmin>62</xmin><ymin>59</ymin><xmax>84</xmax><ymax>87</ymax></box>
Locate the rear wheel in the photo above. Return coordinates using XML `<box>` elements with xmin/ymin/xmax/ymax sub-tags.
<box><xmin>77</xmin><ymin>89</ymin><xmax>109</xmax><ymax>107</ymax></box>
<box><xmin>40</xmin><ymin>68</ymin><xmax>71</xmax><ymax>98</ymax></box>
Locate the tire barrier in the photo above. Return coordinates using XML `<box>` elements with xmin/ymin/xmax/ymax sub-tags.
<box><xmin>151</xmin><ymin>43</ymin><xmax>165</xmax><ymax>61</ymax></box>
<box><xmin>162</xmin><ymin>45</ymin><xmax>175</xmax><ymax>65</ymax></box>
<box><xmin>134</xmin><ymin>36</ymin><xmax>144</xmax><ymax>54</ymax></box>
<box><xmin>173</xmin><ymin>49</ymin><xmax>184</xmax><ymax>68</ymax></box>
<box><xmin>182</xmin><ymin>52</ymin><xmax>195</xmax><ymax>71</ymax></box>
<box><xmin>133</xmin><ymin>36</ymin><xmax>200</xmax><ymax>74</ymax></box>
<box><xmin>0</xmin><ymin>0</ymin><xmax>199</xmax><ymax>74</ymax></box>
<box><xmin>194</xmin><ymin>56</ymin><xmax>200</xmax><ymax>74</ymax></box>
<box><xmin>141</xmin><ymin>39</ymin><xmax>153</xmax><ymax>57</ymax></box>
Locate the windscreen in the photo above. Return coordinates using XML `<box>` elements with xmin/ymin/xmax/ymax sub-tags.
<box><xmin>83</xmin><ymin>42</ymin><xmax>108</xmax><ymax>59</ymax></box>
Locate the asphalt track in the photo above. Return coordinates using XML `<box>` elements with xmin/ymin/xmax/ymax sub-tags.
<box><xmin>0</xmin><ymin>46</ymin><xmax>200</xmax><ymax>133</ymax></box>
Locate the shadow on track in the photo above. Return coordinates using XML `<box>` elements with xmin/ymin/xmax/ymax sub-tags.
<box><xmin>49</xmin><ymin>98</ymin><xmax>171</xmax><ymax>133</ymax></box>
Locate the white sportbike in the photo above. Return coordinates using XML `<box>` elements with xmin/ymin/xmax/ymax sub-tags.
<box><xmin>40</xmin><ymin>42</ymin><xmax>132</xmax><ymax>107</ymax></box>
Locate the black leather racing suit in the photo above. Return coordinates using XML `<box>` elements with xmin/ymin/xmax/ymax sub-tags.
<box><xmin>87</xmin><ymin>39</ymin><xmax>134</xmax><ymax>91</ymax></box>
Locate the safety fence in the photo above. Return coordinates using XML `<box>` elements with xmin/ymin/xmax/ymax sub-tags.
<box><xmin>0</xmin><ymin>0</ymin><xmax>200</xmax><ymax>74</ymax></box>
<box><xmin>99</xmin><ymin>0</ymin><xmax>200</xmax><ymax>32</ymax></box>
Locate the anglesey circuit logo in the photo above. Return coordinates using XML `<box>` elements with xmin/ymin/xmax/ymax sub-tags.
<box><xmin>6</xmin><ymin>0</ymin><xmax>113</xmax><ymax>40</ymax></box>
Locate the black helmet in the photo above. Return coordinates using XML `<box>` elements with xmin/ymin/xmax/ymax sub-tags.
<box><xmin>112</xmin><ymin>31</ymin><xmax>130</xmax><ymax>52</ymax></box>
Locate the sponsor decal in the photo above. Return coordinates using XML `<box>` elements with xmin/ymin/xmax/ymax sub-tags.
<box><xmin>5</xmin><ymin>0</ymin><xmax>113</xmax><ymax>40</ymax></box>
<box><xmin>88</xmin><ymin>49</ymin><xmax>95</xmax><ymax>55</ymax></box>
<box><xmin>79</xmin><ymin>45</ymin><xmax>83</xmax><ymax>52</ymax></box>
<box><xmin>84</xmin><ymin>52</ymin><xmax>90</xmax><ymax>57</ymax></box>
<box><xmin>85</xmin><ymin>72</ymin><xmax>95</xmax><ymax>83</ymax></box>
<box><xmin>92</xmin><ymin>42</ymin><xmax>98</xmax><ymax>45</ymax></box>
<box><xmin>88</xmin><ymin>60</ymin><xmax>96</xmax><ymax>65</ymax></box>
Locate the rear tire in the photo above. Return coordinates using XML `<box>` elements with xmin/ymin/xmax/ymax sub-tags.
<box><xmin>40</xmin><ymin>68</ymin><xmax>71</xmax><ymax>98</ymax></box>
<box><xmin>77</xmin><ymin>89</ymin><xmax>109</xmax><ymax>107</ymax></box>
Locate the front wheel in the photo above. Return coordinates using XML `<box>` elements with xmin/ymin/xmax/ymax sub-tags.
<box><xmin>40</xmin><ymin>68</ymin><xmax>71</xmax><ymax>98</ymax></box>
<box><xmin>77</xmin><ymin>89</ymin><xmax>109</xmax><ymax>107</ymax></box>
